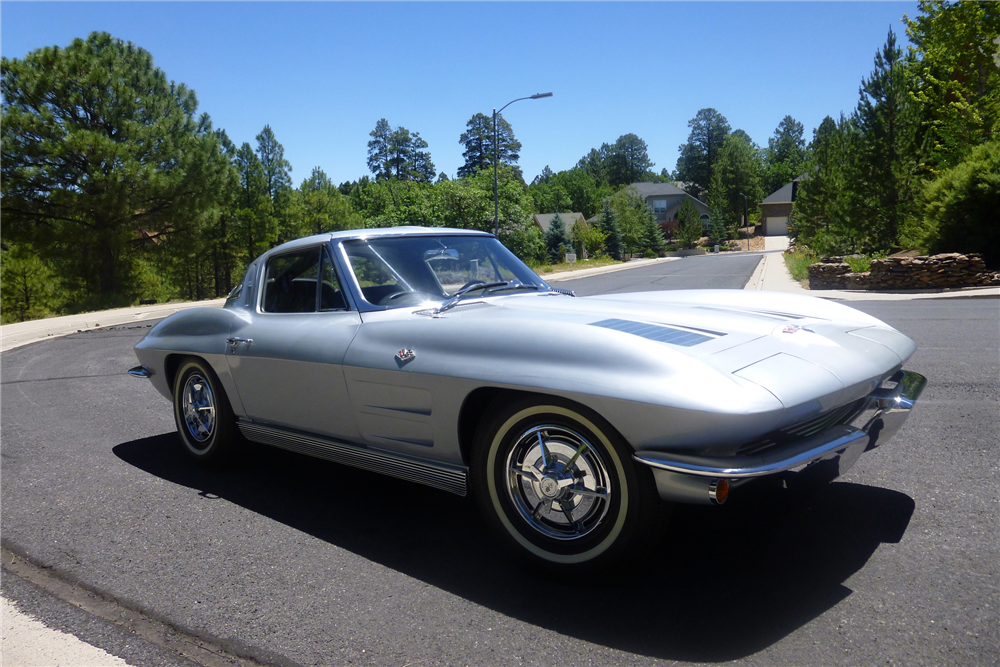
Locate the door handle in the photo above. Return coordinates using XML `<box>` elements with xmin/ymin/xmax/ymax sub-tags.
<box><xmin>226</xmin><ymin>337</ymin><xmax>253</xmax><ymax>353</ymax></box>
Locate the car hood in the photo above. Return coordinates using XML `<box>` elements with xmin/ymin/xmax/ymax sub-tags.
<box><xmin>426</xmin><ymin>289</ymin><xmax>914</xmax><ymax>412</ymax></box>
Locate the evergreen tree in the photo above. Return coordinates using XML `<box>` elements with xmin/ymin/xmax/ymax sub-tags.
<box><xmin>233</xmin><ymin>142</ymin><xmax>273</xmax><ymax>262</ymax></box>
<box><xmin>675</xmin><ymin>198</ymin><xmax>702</xmax><ymax>249</ymax></box>
<box><xmin>256</xmin><ymin>125</ymin><xmax>292</xmax><ymax>199</ymax></box>
<box><xmin>532</xmin><ymin>165</ymin><xmax>555</xmax><ymax>185</ymax></box>
<box><xmin>599</xmin><ymin>202</ymin><xmax>623</xmax><ymax>260</ymax></box>
<box><xmin>458</xmin><ymin>112</ymin><xmax>521</xmax><ymax>178</ymax></box>
<box><xmin>367</xmin><ymin>118</ymin><xmax>394</xmax><ymax>180</ymax></box>
<box><xmin>576</xmin><ymin>147</ymin><xmax>607</xmax><ymax>186</ymax></box>
<box><xmin>854</xmin><ymin>28</ymin><xmax>921</xmax><ymax>251</ymax></box>
<box><xmin>256</xmin><ymin>125</ymin><xmax>294</xmax><ymax>243</ymax></box>
<box><xmin>604</xmin><ymin>133</ymin><xmax>655</xmax><ymax>187</ymax></box>
<box><xmin>793</xmin><ymin>114</ymin><xmax>866</xmax><ymax>254</ymax></box>
<box><xmin>764</xmin><ymin>116</ymin><xmax>807</xmax><ymax>193</ymax></box>
<box><xmin>1</xmin><ymin>31</ymin><xmax>229</xmax><ymax>302</ymax></box>
<box><xmin>545</xmin><ymin>213</ymin><xmax>569</xmax><ymax>263</ymax></box>
<box><xmin>674</xmin><ymin>108</ymin><xmax>731</xmax><ymax>200</ymax></box>
<box><xmin>707</xmin><ymin>133</ymin><xmax>765</xmax><ymax>240</ymax></box>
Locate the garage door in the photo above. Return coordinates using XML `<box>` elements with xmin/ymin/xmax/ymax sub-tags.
<box><xmin>767</xmin><ymin>216</ymin><xmax>788</xmax><ymax>235</ymax></box>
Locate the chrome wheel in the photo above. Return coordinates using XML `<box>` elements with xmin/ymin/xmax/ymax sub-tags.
<box><xmin>172</xmin><ymin>358</ymin><xmax>237</xmax><ymax>466</ymax></box>
<box><xmin>472</xmin><ymin>396</ymin><xmax>659</xmax><ymax>569</ymax></box>
<box><xmin>505</xmin><ymin>425</ymin><xmax>612</xmax><ymax>540</ymax></box>
<box><xmin>181</xmin><ymin>373</ymin><xmax>216</xmax><ymax>446</ymax></box>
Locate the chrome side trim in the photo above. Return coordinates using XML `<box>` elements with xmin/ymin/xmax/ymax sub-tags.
<box><xmin>128</xmin><ymin>365</ymin><xmax>152</xmax><ymax>378</ymax></box>
<box><xmin>634</xmin><ymin>425</ymin><xmax>869</xmax><ymax>479</ymax></box>
<box><xmin>237</xmin><ymin>421</ymin><xmax>467</xmax><ymax>496</ymax></box>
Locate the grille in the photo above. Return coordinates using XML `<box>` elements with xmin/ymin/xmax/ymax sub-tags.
<box><xmin>737</xmin><ymin>397</ymin><xmax>867</xmax><ymax>456</ymax></box>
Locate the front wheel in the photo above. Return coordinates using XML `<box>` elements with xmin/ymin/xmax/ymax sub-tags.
<box><xmin>471</xmin><ymin>395</ymin><xmax>660</xmax><ymax>570</ymax></box>
<box><xmin>172</xmin><ymin>358</ymin><xmax>238</xmax><ymax>466</ymax></box>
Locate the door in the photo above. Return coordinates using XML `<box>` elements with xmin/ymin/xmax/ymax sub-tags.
<box><xmin>226</xmin><ymin>244</ymin><xmax>363</xmax><ymax>441</ymax></box>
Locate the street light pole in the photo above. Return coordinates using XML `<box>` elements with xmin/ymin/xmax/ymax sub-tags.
<box><xmin>739</xmin><ymin>192</ymin><xmax>749</xmax><ymax>252</ymax></box>
<box><xmin>493</xmin><ymin>92</ymin><xmax>552</xmax><ymax>237</ymax></box>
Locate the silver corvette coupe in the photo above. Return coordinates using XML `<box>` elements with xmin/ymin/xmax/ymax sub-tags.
<box><xmin>130</xmin><ymin>227</ymin><xmax>925</xmax><ymax>568</ymax></box>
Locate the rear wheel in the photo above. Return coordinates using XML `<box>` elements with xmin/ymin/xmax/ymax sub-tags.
<box><xmin>471</xmin><ymin>395</ymin><xmax>660</xmax><ymax>570</ymax></box>
<box><xmin>172</xmin><ymin>358</ymin><xmax>238</xmax><ymax>466</ymax></box>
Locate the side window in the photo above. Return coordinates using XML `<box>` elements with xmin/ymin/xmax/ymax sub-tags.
<box><xmin>319</xmin><ymin>249</ymin><xmax>348</xmax><ymax>311</ymax></box>
<box><xmin>262</xmin><ymin>248</ymin><xmax>321</xmax><ymax>313</ymax></box>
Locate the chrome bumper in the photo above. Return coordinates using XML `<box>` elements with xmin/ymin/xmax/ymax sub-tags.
<box><xmin>635</xmin><ymin>370</ymin><xmax>926</xmax><ymax>504</ymax></box>
<box><xmin>128</xmin><ymin>365</ymin><xmax>152</xmax><ymax>378</ymax></box>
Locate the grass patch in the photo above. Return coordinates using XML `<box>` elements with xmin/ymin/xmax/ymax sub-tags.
<box><xmin>534</xmin><ymin>256</ymin><xmax>623</xmax><ymax>275</ymax></box>
<box><xmin>784</xmin><ymin>249</ymin><xmax>818</xmax><ymax>282</ymax></box>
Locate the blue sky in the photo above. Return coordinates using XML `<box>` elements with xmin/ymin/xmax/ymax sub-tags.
<box><xmin>2</xmin><ymin>2</ymin><xmax>918</xmax><ymax>187</ymax></box>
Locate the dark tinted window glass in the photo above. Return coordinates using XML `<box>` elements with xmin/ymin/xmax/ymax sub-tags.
<box><xmin>319</xmin><ymin>249</ymin><xmax>347</xmax><ymax>311</ymax></box>
<box><xmin>263</xmin><ymin>248</ymin><xmax>320</xmax><ymax>313</ymax></box>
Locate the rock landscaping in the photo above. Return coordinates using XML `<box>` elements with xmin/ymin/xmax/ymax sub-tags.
<box><xmin>807</xmin><ymin>253</ymin><xmax>1000</xmax><ymax>290</ymax></box>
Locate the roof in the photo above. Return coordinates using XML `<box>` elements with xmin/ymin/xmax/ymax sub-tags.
<box><xmin>265</xmin><ymin>226</ymin><xmax>492</xmax><ymax>255</ymax></box>
<box><xmin>629</xmin><ymin>182</ymin><xmax>690</xmax><ymax>198</ymax></box>
<box><xmin>533</xmin><ymin>212</ymin><xmax>585</xmax><ymax>234</ymax></box>
<box><xmin>762</xmin><ymin>182</ymin><xmax>794</xmax><ymax>204</ymax></box>
<box><xmin>762</xmin><ymin>174</ymin><xmax>809</xmax><ymax>205</ymax></box>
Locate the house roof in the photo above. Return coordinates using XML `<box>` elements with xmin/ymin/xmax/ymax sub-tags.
<box><xmin>533</xmin><ymin>212</ymin><xmax>585</xmax><ymax>235</ymax></box>
<box><xmin>762</xmin><ymin>181</ymin><xmax>795</xmax><ymax>204</ymax></box>
<box><xmin>629</xmin><ymin>182</ymin><xmax>690</xmax><ymax>198</ymax></box>
<box><xmin>762</xmin><ymin>175</ymin><xmax>808</xmax><ymax>205</ymax></box>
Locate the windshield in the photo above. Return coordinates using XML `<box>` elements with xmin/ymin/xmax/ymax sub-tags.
<box><xmin>342</xmin><ymin>235</ymin><xmax>548</xmax><ymax>308</ymax></box>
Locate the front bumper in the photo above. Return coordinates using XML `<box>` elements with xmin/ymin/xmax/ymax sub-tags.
<box><xmin>634</xmin><ymin>370</ymin><xmax>927</xmax><ymax>504</ymax></box>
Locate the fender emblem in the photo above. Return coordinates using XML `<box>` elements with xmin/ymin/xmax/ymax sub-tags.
<box><xmin>395</xmin><ymin>348</ymin><xmax>415</xmax><ymax>363</ymax></box>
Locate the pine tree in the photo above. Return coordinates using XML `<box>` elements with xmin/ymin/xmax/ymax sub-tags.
<box><xmin>675</xmin><ymin>198</ymin><xmax>702</xmax><ymax>249</ymax></box>
<box><xmin>854</xmin><ymin>28</ymin><xmax>921</xmax><ymax>251</ymax></box>
<box><xmin>1</xmin><ymin>32</ymin><xmax>229</xmax><ymax>302</ymax></box>
<box><xmin>458</xmin><ymin>112</ymin><xmax>522</xmax><ymax>178</ymax></box>
<box><xmin>675</xmin><ymin>108</ymin><xmax>731</xmax><ymax>200</ymax></box>
<box><xmin>545</xmin><ymin>213</ymin><xmax>569</xmax><ymax>263</ymax></box>
<box><xmin>599</xmin><ymin>202</ymin><xmax>623</xmax><ymax>260</ymax></box>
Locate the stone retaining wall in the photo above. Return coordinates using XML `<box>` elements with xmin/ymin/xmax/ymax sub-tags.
<box><xmin>807</xmin><ymin>253</ymin><xmax>1000</xmax><ymax>290</ymax></box>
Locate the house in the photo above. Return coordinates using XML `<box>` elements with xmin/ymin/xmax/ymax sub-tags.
<box><xmin>532</xmin><ymin>212</ymin><xmax>586</xmax><ymax>237</ymax></box>
<box><xmin>759</xmin><ymin>178</ymin><xmax>802</xmax><ymax>236</ymax></box>
<box><xmin>628</xmin><ymin>182</ymin><xmax>711</xmax><ymax>235</ymax></box>
<box><xmin>532</xmin><ymin>212</ymin><xmax>587</xmax><ymax>258</ymax></box>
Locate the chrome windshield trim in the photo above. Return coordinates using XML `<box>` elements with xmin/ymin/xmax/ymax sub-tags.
<box><xmin>634</xmin><ymin>425</ymin><xmax>869</xmax><ymax>478</ymax></box>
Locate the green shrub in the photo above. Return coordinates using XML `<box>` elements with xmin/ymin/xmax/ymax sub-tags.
<box><xmin>919</xmin><ymin>140</ymin><xmax>1000</xmax><ymax>266</ymax></box>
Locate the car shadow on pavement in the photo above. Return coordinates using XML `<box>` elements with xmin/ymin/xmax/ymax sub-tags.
<box><xmin>115</xmin><ymin>434</ymin><xmax>915</xmax><ymax>663</ymax></box>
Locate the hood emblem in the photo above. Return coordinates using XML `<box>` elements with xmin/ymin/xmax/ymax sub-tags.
<box><xmin>395</xmin><ymin>348</ymin><xmax>416</xmax><ymax>363</ymax></box>
<box><xmin>782</xmin><ymin>325</ymin><xmax>815</xmax><ymax>334</ymax></box>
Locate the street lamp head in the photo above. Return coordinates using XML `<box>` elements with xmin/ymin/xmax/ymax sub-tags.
<box><xmin>530</xmin><ymin>92</ymin><xmax>553</xmax><ymax>99</ymax></box>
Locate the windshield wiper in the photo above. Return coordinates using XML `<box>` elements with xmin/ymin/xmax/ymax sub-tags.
<box><xmin>485</xmin><ymin>282</ymin><xmax>547</xmax><ymax>294</ymax></box>
<box><xmin>434</xmin><ymin>281</ymin><xmax>510</xmax><ymax>314</ymax></box>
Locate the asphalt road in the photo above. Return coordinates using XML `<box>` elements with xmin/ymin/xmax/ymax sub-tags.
<box><xmin>2</xmin><ymin>261</ymin><xmax>997</xmax><ymax>666</ymax></box>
